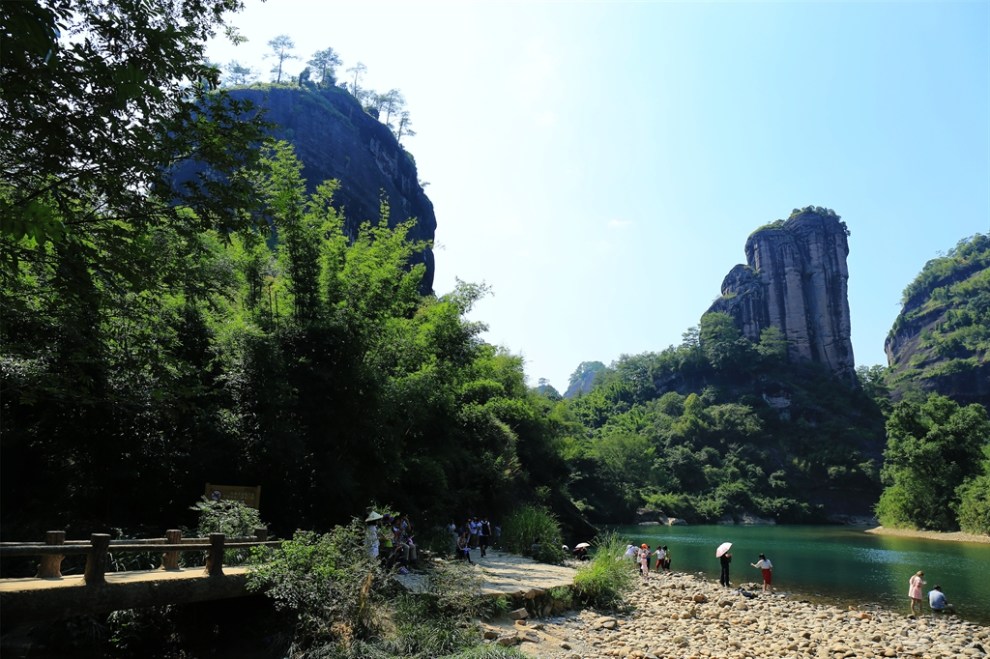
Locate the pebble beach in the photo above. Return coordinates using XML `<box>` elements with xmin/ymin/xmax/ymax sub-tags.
<box><xmin>487</xmin><ymin>570</ymin><xmax>990</xmax><ymax>659</ymax></box>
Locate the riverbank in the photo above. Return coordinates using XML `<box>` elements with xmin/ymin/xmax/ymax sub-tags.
<box><xmin>866</xmin><ymin>525</ymin><xmax>990</xmax><ymax>544</ymax></box>
<box><xmin>485</xmin><ymin>570</ymin><xmax>990</xmax><ymax>658</ymax></box>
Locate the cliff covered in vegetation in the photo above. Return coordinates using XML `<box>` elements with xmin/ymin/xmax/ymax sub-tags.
<box><xmin>175</xmin><ymin>84</ymin><xmax>437</xmax><ymax>290</ymax></box>
<box><xmin>884</xmin><ymin>234</ymin><xmax>990</xmax><ymax>409</ymax></box>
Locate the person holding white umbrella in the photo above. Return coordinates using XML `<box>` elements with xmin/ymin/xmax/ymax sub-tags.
<box><xmin>717</xmin><ymin>541</ymin><xmax>732</xmax><ymax>587</ymax></box>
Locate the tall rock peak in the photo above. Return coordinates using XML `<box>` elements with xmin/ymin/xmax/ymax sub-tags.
<box><xmin>707</xmin><ymin>207</ymin><xmax>856</xmax><ymax>383</ymax></box>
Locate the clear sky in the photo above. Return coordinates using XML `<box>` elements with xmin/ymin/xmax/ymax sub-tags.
<box><xmin>207</xmin><ymin>1</ymin><xmax>990</xmax><ymax>391</ymax></box>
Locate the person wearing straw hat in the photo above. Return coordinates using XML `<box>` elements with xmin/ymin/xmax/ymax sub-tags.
<box><xmin>365</xmin><ymin>511</ymin><xmax>383</xmax><ymax>558</ymax></box>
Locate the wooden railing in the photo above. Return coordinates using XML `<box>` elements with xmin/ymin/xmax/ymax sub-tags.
<box><xmin>0</xmin><ymin>528</ymin><xmax>281</xmax><ymax>583</ymax></box>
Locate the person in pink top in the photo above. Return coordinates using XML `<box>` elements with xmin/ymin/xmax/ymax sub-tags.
<box><xmin>908</xmin><ymin>570</ymin><xmax>926</xmax><ymax>616</ymax></box>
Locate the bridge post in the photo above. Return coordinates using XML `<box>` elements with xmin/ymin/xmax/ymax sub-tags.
<box><xmin>205</xmin><ymin>533</ymin><xmax>225</xmax><ymax>576</ymax></box>
<box><xmin>162</xmin><ymin>529</ymin><xmax>182</xmax><ymax>570</ymax></box>
<box><xmin>85</xmin><ymin>533</ymin><xmax>111</xmax><ymax>585</ymax></box>
<box><xmin>37</xmin><ymin>530</ymin><xmax>65</xmax><ymax>578</ymax></box>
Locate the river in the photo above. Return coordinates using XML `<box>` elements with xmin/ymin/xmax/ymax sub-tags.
<box><xmin>611</xmin><ymin>524</ymin><xmax>990</xmax><ymax>625</ymax></box>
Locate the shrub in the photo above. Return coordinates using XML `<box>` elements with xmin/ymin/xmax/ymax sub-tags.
<box><xmin>247</xmin><ymin>521</ymin><xmax>385</xmax><ymax>653</ymax></box>
<box><xmin>191</xmin><ymin>496</ymin><xmax>266</xmax><ymax>565</ymax></box>
<box><xmin>500</xmin><ymin>505</ymin><xmax>563</xmax><ymax>564</ymax></box>
<box><xmin>191</xmin><ymin>496</ymin><xmax>264</xmax><ymax>538</ymax></box>
<box><xmin>572</xmin><ymin>532</ymin><xmax>636</xmax><ymax>609</ymax></box>
<box><xmin>957</xmin><ymin>473</ymin><xmax>990</xmax><ymax>535</ymax></box>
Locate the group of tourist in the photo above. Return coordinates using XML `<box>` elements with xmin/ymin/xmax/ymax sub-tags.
<box><xmin>364</xmin><ymin>510</ymin><xmax>418</xmax><ymax>572</ymax></box>
<box><xmin>622</xmin><ymin>542</ymin><xmax>774</xmax><ymax>594</ymax></box>
<box><xmin>448</xmin><ymin>516</ymin><xmax>499</xmax><ymax>564</ymax></box>
<box><xmin>624</xmin><ymin>543</ymin><xmax>674</xmax><ymax>579</ymax></box>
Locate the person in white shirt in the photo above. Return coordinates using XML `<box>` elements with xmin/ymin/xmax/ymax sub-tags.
<box><xmin>750</xmin><ymin>553</ymin><xmax>773</xmax><ymax>592</ymax></box>
<box><xmin>653</xmin><ymin>546</ymin><xmax>666</xmax><ymax>572</ymax></box>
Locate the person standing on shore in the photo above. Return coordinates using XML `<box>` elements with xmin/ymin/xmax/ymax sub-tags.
<box><xmin>908</xmin><ymin>570</ymin><xmax>926</xmax><ymax>616</ymax></box>
<box><xmin>750</xmin><ymin>553</ymin><xmax>773</xmax><ymax>593</ymax></box>
<box><xmin>719</xmin><ymin>550</ymin><xmax>732</xmax><ymax>587</ymax></box>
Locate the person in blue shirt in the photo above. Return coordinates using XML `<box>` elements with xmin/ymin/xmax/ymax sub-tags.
<box><xmin>928</xmin><ymin>585</ymin><xmax>955</xmax><ymax>614</ymax></box>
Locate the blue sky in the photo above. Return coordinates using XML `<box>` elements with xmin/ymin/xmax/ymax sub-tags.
<box><xmin>207</xmin><ymin>1</ymin><xmax>990</xmax><ymax>391</ymax></box>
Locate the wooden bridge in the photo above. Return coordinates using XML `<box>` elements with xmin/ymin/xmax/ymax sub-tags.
<box><xmin>0</xmin><ymin>529</ymin><xmax>281</xmax><ymax>627</ymax></box>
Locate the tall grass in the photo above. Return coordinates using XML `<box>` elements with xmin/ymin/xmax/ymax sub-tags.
<box><xmin>572</xmin><ymin>532</ymin><xmax>636</xmax><ymax>609</ymax></box>
<box><xmin>500</xmin><ymin>504</ymin><xmax>564</xmax><ymax>564</ymax></box>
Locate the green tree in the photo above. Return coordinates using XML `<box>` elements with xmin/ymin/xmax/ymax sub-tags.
<box><xmin>308</xmin><ymin>47</ymin><xmax>342</xmax><ymax>87</ymax></box>
<box><xmin>875</xmin><ymin>394</ymin><xmax>990</xmax><ymax>530</ymax></box>
<box><xmin>756</xmin><ymin>325</ymin><xmax>788</xmax><ymax>363</ymax></box>
<box><xmin>956</xmin><ymin>443</ymin><xmax>990</xmax><ymax>535</ymax></box>
<box><xmin>699</xmin><ymin>312</ymin><xmax>753</xmax><ymax>371</ymax></box>
<box><xmin>346</xmin><ymin>61</ymin><xmax>367</xmax><ymax>97</ymax></box>
<box><xmin>377</xmin><ymin>88</ymin><xmax>406</xmax><ymax>131</ymax></box>
<box><xmin>223</xmin><ymin>59</ymin><xmax>256</xmax><ymax>86</ymax></box>
<box><xmin>0</xmin><ymin>0</ymin><xmax>268</xmax><ymax>274</ymax></box>
<box><xmin>396</xmin><ymin>110</ymin><xmax>416</xmax><ymax>144</ymax></box>
<box><xmin>266</xmin><ymin>34</ymin><xmax>299</xmax><ymax>84</ymax></box>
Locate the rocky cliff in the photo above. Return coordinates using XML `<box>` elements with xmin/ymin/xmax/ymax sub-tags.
<box><xmin>175</xmin><ymin>85</ymin><xmax>436</xmax><ymax>290</ymax></box>
<box><xmin>884</xmin><ymin>233</ymin><xmax>990</xmax><ymax>408</ymax></box>
<box><xmin>708</xmin><ymin>207</ymin><xmax>856</xmax><ymax>383</ymax></box>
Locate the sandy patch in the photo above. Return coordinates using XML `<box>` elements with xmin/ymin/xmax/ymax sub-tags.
<box><xmin>865</xmin><ymin>526</ymin><xmax>990</xmax><ymax>544</ymax></box>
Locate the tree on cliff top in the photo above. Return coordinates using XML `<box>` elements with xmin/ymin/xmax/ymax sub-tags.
<box><xmin>308</xmin><ymin>47</ymin><xmax>342</xmax><ymax>87</ymax></box>
<box><xmin>266</xmin><ymin>34</ymin><xmax>299</xmax><ymax>84</ymax></box>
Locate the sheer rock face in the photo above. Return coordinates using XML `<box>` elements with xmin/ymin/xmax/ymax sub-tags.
<box><xmin>708</xmin><ymin>210</ymin><xmax>856</xmax><ymax>383</ymax></box>
<box><xmin>175</xmin><ymin>86</ymin><xmax>436</xmax><ymax>291</ymax></box>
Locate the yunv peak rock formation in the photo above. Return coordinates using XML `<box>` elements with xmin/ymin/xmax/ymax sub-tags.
<box><xmin>708</xmin><ymin>207</ymin><xmax>856</xmax><ymax>383</ymax></box>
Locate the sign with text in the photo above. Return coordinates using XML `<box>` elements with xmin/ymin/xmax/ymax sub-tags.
<box><xmin>205</xmin><ymin>483</ymin><xmax>262</xmax><ymax>509</ymax></box>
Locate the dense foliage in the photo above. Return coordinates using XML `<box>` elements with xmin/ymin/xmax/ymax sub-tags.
<box><xmin>0</xmin><ymin>134</ymin><xmax>570</xmax><ymax>538</ymax></box>
<box><xmin>553</xmin><ymin>312</ymin><xmax>885</xmax><ymax>524</ymax></box>
<box><xmin>886</xmin><ymin>234</ymin><xmax>990</xmax><ymax>404</ymax></box>
<box><xmin>247</xmin><ymin>521</ymin><xmax>523</xmax><ymax>658</ymax></box>
<box><xmin>875</xmin><ymin>394</ymin><xmax>990</xmax><ymax>532</ymax></box>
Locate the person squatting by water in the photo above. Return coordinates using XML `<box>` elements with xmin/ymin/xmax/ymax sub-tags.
<box><xmin>751</xmin><ymin>553</ymin><xmax>773</xmax><ymax>592</ymax></box>
<box><xmin>908</xmin><ymin>570</ymin><xmax>926</xmax><ymax>617</ymax></box>
<box><xmin>928</xmin><ymin>585</ymin><xmax>955</xmax><ymax>614</ymax></box>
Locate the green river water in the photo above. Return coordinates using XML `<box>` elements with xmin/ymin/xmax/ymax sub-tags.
<box><xmin>610</xmin><ymin>525</ymin><xmax>990</xmax><ymax>625</ymax></box>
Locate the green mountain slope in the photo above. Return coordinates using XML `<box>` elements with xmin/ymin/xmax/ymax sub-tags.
<box><xmin>885</xmin><ymin>234</ymin><xmax>990</xmax><ymax>409</ymax></box>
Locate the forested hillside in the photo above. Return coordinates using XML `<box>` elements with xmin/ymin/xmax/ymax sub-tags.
<box><xmin>885</xmin><ymin>233</ymin><xmax>990</xmax><ymax>408</ymax></box>
<box><xmin>551</xmin><ymin>317</ymin><xmax>885</xmax><ymax>524</ymax></box>
<box><xmin>0</xmin><ymin>2</ymin><xmax>572</xmax><ymax>540</ymax></box>
<box><xmin>3</xmin><ymin>1</ymin><xmax>985</xmax><ymax>546</ymax></box>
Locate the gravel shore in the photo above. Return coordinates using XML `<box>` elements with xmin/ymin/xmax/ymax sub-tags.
<box><xmin>487</xmin><ymin>570</ymin><xmax>989</xmax><ymax>659</ymax></box>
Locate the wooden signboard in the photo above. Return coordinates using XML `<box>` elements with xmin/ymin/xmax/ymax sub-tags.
<box><xmin>205</xmin><ymin>483</ymin><xmax>262</xmax><ymax>509</ymax></box>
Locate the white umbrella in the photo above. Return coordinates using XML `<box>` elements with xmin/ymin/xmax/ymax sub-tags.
<box><xmin>716</xmin><ymin>541</ymin><xmax>732</xmax><ymax>557</ymax></box>
<box><xmin>575</xmin><ymin>542</ymin><xmax>591</xmax><ymax>549</ymax></box>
